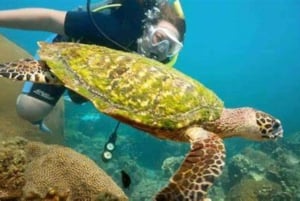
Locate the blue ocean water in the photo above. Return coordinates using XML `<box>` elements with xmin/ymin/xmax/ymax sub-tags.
<box><xmin>1</xmin><ymin>0</ymin><xmax>299</xmax><ymax>200</ymax></box>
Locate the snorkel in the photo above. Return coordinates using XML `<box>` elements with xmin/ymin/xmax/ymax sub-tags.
<box><xmin>163</xmin><ymin>0</ymin><xmax>185</xmax><ymax>66</ymax></box>
<box><xmin>173</xmin><ymin>0</ymin><xmax>184</xmax><ymax>18</ymax></box>
<box><xmin>166</xmin><ymin>0</ymin><xmax>184</xmax><ymax>66</ymax></box>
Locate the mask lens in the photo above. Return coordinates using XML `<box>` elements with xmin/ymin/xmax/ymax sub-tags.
<box><xmin>150</xmin><ymin>27</ymin><xmax>183</xmax><ymax>58</ymax></box>
<box><xmin>152</xmin><ymin>40</ymin><xmax>169</xmax><ymax>55</ymax></box>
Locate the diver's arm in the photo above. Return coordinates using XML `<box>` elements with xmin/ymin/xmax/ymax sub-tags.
<box><xmin>0</xmin><ymin>8</ymin><xmax>67</xmax><ymax>35</ymax></box>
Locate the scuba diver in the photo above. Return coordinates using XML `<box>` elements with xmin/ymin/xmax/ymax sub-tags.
<box><xmin>0</xmin><ymin>0</ymin><xmax>186</xmax><ymax>161</ymax></box>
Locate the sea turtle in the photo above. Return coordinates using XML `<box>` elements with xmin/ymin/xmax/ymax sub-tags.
<box><xmin>0</xmin><ymin>42</ymin><xmax>283</xmax><ymax>201</ymax></box>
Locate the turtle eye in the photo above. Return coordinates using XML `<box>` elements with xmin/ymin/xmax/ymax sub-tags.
<box><xmin>272</xmin><ymin>120</ymin><xmax>280</xmax><ymax>130</ymax></box>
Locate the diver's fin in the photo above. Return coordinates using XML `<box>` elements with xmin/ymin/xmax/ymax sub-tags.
<box><xmin>0</xmin><ymin>59</ymin><xmax>61</xmax><ymax>84</ymax></box>
<box><xmin>154</xmin><ymin>127</ymin><xmax>225</xmax><ymax>201</ymax></box>
<box><xmin>33</xmin><ymin>120</ymin><xmax>52</xmax><ymax>134</ymax></box>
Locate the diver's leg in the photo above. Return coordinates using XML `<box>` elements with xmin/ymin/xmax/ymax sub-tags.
<box><xmin>16</xmin><ymin>81</ymin><xmax>65</xmax><ymax>132</ymax></box>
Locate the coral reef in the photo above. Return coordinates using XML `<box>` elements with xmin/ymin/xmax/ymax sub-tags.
<box><xmin>226</xmin><ymin>147</ymin><xmax>275</xmax><ymax>187</ymax></box>
<box><xmin>0</xmin><ymin>137</ymin><xmax>26</xmax><ymax>200</ymax></box>
<box><xmin>0</xmin><ymin>137</ymin><xmax>127</xmax><ymax>201</ymax></box>
<box><xmin>282</xmin><ymin>131</ymin><xmax>300</xmax><ymax>156</ymax></box>
<box><xmin>130</xmin><ymin>175</ymin><xmax>165</xmax><ymax>201</ymax></box>
<box><xmin>213</xmin><ymin>132</ymin><xmax>300</xmax><ymax>201</ymax></box>
<box><xmin>225</xmin><ymin>178</ymin><xmax>281</xmax><ymax>201</ymax></box>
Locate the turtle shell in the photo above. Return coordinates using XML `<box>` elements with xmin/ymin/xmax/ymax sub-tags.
<box><xmin>38</xmin><ymin>42</ymin><xmax>223</xmax><ymax>131</ymax></box>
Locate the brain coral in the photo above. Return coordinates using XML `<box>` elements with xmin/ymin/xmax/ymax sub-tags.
<box><xmin>0</xmin><ymin>137</ymin><xmax>26</xmax><ymax>199</ymax></box>
<box><xmin>0</xmin><ymin>137</ymin><xmax>128</xmax><ymax>201</ymax></box>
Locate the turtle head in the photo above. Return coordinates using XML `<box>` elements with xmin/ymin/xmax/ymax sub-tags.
<box><xmin>210</xmin><ymin>108</ymin><xmax>283</xmax><ymax>141</ymax></box>
<box><xmin>255</xmin><ymin>110</ymin><xmax>283</xmax><ymax>140</ymax></box>
<box><xmin>233</xmin><ymin>108</ymin><xmax>283</xmax><ymax>141</ymax></box>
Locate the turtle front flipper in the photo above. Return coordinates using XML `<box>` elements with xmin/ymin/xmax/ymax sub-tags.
<box><xmin>0</xmin><ymin>59</ymin><xmax>61</xmax><ymax>84</ymax></box>
<box><xmin>155</xmin><ymin>127</ymin><xmax>225</xmax><ymax>201</ymax></box>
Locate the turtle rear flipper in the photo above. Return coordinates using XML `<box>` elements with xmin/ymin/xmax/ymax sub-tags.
<box><xmin>0</xmin><ymin>59</ymin><xmax>61</xmax><ymax>85</ymax></box>
<box><xmin>155</xmin><ymin>127</ymin><xmax>225</xmax><ymax>201</ymax></box>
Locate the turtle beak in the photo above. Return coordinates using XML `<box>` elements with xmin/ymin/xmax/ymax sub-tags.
<box><xmin>272</xmin><ymin>119</ymin><xmax>283</xmax><ymax>139</ymax></box>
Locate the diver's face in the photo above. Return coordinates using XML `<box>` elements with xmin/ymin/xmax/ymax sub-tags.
<box><xmin>152</xmin><ymin>20</ymin><xmax>180</xmax><ymax>44</ymax></box>
<box><xmin>137</xmin><ymin>20</ymin><xmax>183</xmax><ymax>61</ymax></box>
<box><xmin>149</xmin><ymin>20</ymin><xmax>183</xmax><ymax>59</ymax></box>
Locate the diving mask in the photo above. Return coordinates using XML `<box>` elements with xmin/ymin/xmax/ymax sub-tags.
<box><xmin>137</xmin><ymin>25</ymin><xmax>183</xmax><ymax>61</ymax></box>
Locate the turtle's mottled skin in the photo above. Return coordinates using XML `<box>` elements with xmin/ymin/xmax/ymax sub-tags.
<box><xmin>0</xmin><ymin>42</ymin><xmax>283</xmax><ymax>201</ymax></box>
